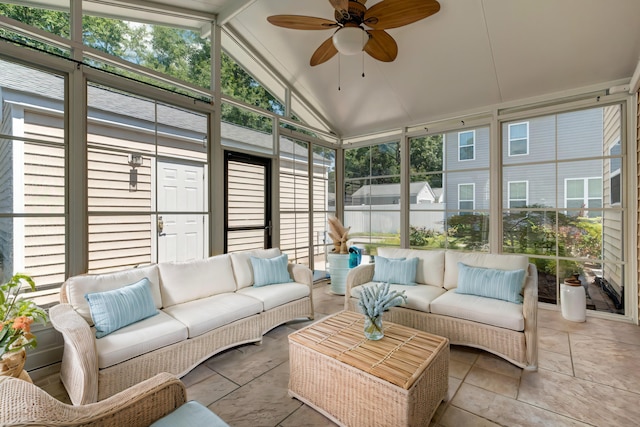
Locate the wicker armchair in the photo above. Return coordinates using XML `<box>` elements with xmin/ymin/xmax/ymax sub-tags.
<box><xmin>0</xmin><ymin>372</ymin><xmax>186</xmax><ymax>427</ymax></box>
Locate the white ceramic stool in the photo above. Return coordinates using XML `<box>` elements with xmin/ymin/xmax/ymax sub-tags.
<box><xmin>561</xmin><ymin>279</ymin><xmax>586</xmax><ymax>322</ymax></box>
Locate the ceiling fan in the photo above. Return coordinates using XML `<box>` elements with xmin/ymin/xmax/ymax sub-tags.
<box><xmin>267</xmin><ymin>0</ymin><xmax>441</xmax><ymax>66</ymax></box>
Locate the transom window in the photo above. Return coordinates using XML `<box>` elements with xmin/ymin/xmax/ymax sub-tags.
<box><xmin>508</xmin><ymin>181</ymin><xmax>528</xmax><ymax>208</ymax></box>
<box><xmin>508</xmin><ymin>122</ymin><xmax>529</xmax><ymax>156</ymax></box>
<box><xmin>458</xmin><ymin>131</ymin><xmax>475</xmax><ymax>161</ymax></box>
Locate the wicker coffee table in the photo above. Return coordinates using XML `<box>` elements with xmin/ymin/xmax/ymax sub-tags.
<box><xmin>288</xmin><ymin>311</ymin><xmax>449</xmax><ymax>427</ymax></box>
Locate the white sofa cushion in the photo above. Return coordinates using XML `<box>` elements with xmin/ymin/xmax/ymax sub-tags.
<box><xmin>351</xmin><ymin>282</ymin><xmax>447</xmax><ymax>312</ymax></box>
<box><xmin>162</xmin><ymin>293</ymin><xmax>263</xmax><ymax>338</ymax></box>
<box><xmin>65</xmin><ymin>265</ymin><xmax>161</xmax><ymax>324</ymax></box>
<box><xmin>237</xmin><ymin>282</ymin><xmax>310</xmax><ymax>311</ymax></box>
<box><xmin>95</xmin><ymin>310</ymin><xmax>188</xmax><ymax>369</ymax></box>
<box><xmin>230</xmin><ymin>248</ymin><xmax>282</xmax><ymax>289</ymax></box>
<box><xmin>443</xmin><ymin>251</ymin><xmax>529</xmax><ymax>290</ymax></box>
<box><xmin>430</xmin><ymin>289</ymin><xmax>525</xmax><ymax>331</ymax></box>
<box><xmin>377</xmin><ymin>248</ymin><xmax>445</xmax><ymax>287</ymax></box>
<box><xmin>159</xmin><ymin>254</ymin><xmax>236</xmax><ymax>307</ymax></box>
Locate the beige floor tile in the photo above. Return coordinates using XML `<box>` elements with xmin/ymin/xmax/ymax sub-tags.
<box><xmin>449</xmin><ymin>344</ymin><xmax>481</xmax><ymax>365</ymax></box>
<box><xmin>452</xmin><ymin>383</ymin><xmax>591</xmax><ymax>427</ymax></box>
<box><xmin>279</xmin><ymin>404</ymin><xmax>337</xmax><ymax>427</ymax></box>
<box><xmin>464</xmin><ymin>365</ymin><xmax>520</xmax><ymax>399</ymax></box>
<box><xmin>449</xmin><ymin>359</ymin><xmax>472</xmax><ymax>379</ymax></box>
<box><xmin>181</xmin><ymin>363</ymin><xmax>218</xmax><ymax>387</ymax></box>
<box><xmin>186</xmin><ymin>370</ymin><xmax>239</xmax><ymax>407</ymax></box>
<box><xmin>519</xmin><ymin>368</ymin><xmax>640</xmax><ymax>426</ymax></box>
<box><xmin>439</xmin><ymin>406</ymin><xmax>502</xmax><ymax>427</ymax></box>
<box><xmin>539</xmin><ymin>326</ymin><xmax>571</xmax><ymax>355</ymax></box>
<box><xmin>570</xmin><ymin>334</ymin><xmax>640</xmax><ymax>393</ymax></box>
<box><xmin>208</xmin><ymin>362</ymin><xmax>302</xmax><ymax>427</ymax></box>
<box><xmin>205</xmin><ymin>331</ymin><xmax>290</xmax><ymax>386</ymax></box>
<box><xmin>538</xmin><ymin>348</ymin><xmax>574</xmax><ymax>376</ymax></box>
<box><xmin>474</xmin><ymin>353</ymin><xmax>523</xmax><ymax>379</ymax></box>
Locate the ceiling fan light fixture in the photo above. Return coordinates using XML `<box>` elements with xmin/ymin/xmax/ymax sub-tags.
<box><xmin>332</xmin><ymin>26</ymin><xmax>366</xmax><ymax>55</ymax></box>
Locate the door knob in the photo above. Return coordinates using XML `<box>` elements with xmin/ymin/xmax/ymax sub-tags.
<box><xmin>158</xmin><ymin>216</ymin><xmax>165</xmax><ymax>236</ymax></box>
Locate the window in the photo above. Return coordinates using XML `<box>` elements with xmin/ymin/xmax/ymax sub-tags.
<box><xmin>565</xmin><ymin>178</ymin><xmax>602</xmax><ymax>212</ymax></box>
<box><xmin>458</xmin><ymin>184</ymin><xmax>475</xmax><ymax>210</ymax></box>
<box><xmin>458</xmin><ymin>131</ymin><xmax>475</xmax><ymax>161</ymax></box>
<box><xmin>0</xmin><ymin>60</ymin><xmax>66</xmax><ymax>291</ymax></box>
<box><xmin>508</xmin><ymin>181</ymin><xmax>528</xmax><ymax>208</ymax></box>
<box><xmin>87</xmin><ymin>83</ymin><xmax>209</xmax><ymax>272</ymax></box>
<box><xmin>503</xmin><ymin>106</ymin><xmax>624</xmax><ymax>315</ymax></box>
<box><xmin>344</xmin><ymin>142</ymin><xmax>401</xmax><ymax>256</ymax></box>
<box><xmin>610</xmin><ymin>141</ymin><xmax>621</xmax><ymax>205</ymax></box>
<box><xmin>508</xmin><ymin>122</ymin><xmax>528</xmax><ymax>156</ymax></box>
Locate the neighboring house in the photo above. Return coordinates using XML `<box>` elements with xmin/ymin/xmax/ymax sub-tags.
<box><xmin>350</xmin><ymin>181</ymin><xmax>440</xmax><ymax>205</ymax></box>
<box><xmin>0</xmin><ymin>61</ymin><xmax>332</xmax><ymax>287</ymax></box>
<box><xmin>444</xmin><ymin>110</ymin><xmax>606</xmax><ymax>213</ymax></box>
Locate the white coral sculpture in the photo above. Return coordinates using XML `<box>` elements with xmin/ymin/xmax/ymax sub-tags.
<box><xmin>358</xmin><ymin>282</ymin><xmax>407</xmax><ymax>320</ymax></box>
<box><xmin>327</xmin><ymin>216</ymin><xmax>350</xmax><ymax>254</ymax></box>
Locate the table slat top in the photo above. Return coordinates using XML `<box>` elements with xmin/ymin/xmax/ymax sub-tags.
<box><xmin>289</xmin><ymin>311</ymin><xmax>449</xmax><ymax>389</ymax></box>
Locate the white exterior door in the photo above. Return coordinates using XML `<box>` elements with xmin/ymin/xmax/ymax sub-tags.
<box><xmin>157</xmin><ymin>160</ymin><xmax>205</xmax><ymax>262</ymax></box>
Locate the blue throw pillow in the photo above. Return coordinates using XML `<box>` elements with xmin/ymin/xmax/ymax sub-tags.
<box><xmin>388</xmin><ymin>257</ymin><xmax>419</xmax><ymax>285</ymax></box>
<box><xmin>85</xmin><ymin>277</ymin><xmax>158</xmax><ymax>338</ymax></box>
<box><xmin>455</xmin><ymin>262</ymin><xmax>526</xmax><ymax>304</ymax></box>
<box><xmin>251</xmin><ymin>253</ymin><xmax>293</xmax><ymax>287</ymax></box>
<box><xmin>373</xmin><ymin>256</ymin><xmax>418</xmax><ymax>285</ymax></box>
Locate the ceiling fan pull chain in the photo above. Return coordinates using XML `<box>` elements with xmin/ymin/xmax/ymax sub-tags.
<box><xmin>362</xmin><ymin>51</ymin><xmax>365</xmax><ymax>78</ymax></box>
<box><xmin>338</xmin><ymin>55</ymin><xmax>341</xmax><ymax>91</ymax></box>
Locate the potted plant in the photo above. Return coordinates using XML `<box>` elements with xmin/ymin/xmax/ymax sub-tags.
<box><xmin>0</xmin><ymin>273</ymin><xmax>48</xmax><ymax>377</ymax></box>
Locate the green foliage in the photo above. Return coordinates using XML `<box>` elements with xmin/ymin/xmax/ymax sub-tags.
<box><xmin>447</xmin><ymin>213</ymin><xmax>489</xmax><ymax>251</ymax></box>
<box><xmin>409</xmin><ymin>226</ymin><xmax>435</xmax><ymax>247</ymax></box>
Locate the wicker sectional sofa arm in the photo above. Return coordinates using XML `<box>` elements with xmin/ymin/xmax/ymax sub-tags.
<box><xmin>0</xmin><ymin>372</ymin><xmax>185</xmax><ymax>427</ymax></box>
<box><xmin>49</xmin><ymin>303</ymin><xmax>100</xmax><ymax>405</ymax></box>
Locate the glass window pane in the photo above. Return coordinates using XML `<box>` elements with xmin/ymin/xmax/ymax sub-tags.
<box><xmin>221</xmin><ymin>103</ymin><xmax>274</xmax><ymax>154</ymax></box>
<box><xmin>82</xmin><ymin>15</ymin><xmax>211</xmax><ymax>89</ymax></box>
<box><xmin>446</xmin><ymin>212</ymin><xmax>489</xmax><ymax>251</ymax></box>
<box><xmin>566</xmin><ymin>180</ymin><xmax>584</xmax><ymax>198</ymax></box>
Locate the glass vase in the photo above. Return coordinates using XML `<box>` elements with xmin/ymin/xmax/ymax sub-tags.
<box><xmin>363</xmin><ymin>315</ymin><xmax>384</xmax><ymax>340</ymax></box>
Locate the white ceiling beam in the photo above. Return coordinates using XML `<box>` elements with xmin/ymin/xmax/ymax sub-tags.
<box><xmin>216</xmin><ymin>0</ymin><xmax>258</xmax><ymax>26</ymax></box>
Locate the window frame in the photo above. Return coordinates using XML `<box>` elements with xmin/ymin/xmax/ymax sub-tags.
<box><xmin>508</xmin><ymin>122</ymin><xmax>529</xmax><ymax>157</ymax></box>
<box><xmin>609</xmin><ymin>141</ymin><xmax>622</xmax><ymax>206</ymax></box>
<box><xmin>508</xmin><ymin>180</ymin><xmax>529</xmax><ymax>208</ymax></box>
<box><xmin>458</xmin><ymin>183</ymin><xmax>475</xmax><ymax>210</ymax></box>
<box><xmin>564</xmin><ymin>177</ymin><xmax>603</xmax><ymax>210</ymax></box>
<box><xmin>458</xmin><ymin>130</ymin><xmax>475</xmax><ymax>161</ymax></box>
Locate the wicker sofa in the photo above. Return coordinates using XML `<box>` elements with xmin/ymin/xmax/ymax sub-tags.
<box><xmin>344</xmin><ymin>248</ymin><xmax>538</xmax><ymax>371</ymax></box>
<box><xmin>50</xmin><ymin>248</ymin><xmax>314</xmax><ymax>405</ymax></box>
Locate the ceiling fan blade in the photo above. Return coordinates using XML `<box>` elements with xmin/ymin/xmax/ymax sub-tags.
<box><xmin>364</xmin><ymin>0</ymin><xmax>440</xmax><ymax>30</ymax></box>
<box><xmin>310</xmin><ymin>36</ymin><xmax>338</xmax><ymax>66</ymax></box>
<box><xmin>267</xmin><ymin>15</ymin><xmax>339</xmax><ymax>30</ymax></box>
<box><xmin>364</xmin><ymin>30</ymin><xmax>398</xmax><ymax>62</ymax></box>
<box><xmin>328</xmin><ymin>0</ymin><xmax>349</xmax><ymax>19</ymax></box>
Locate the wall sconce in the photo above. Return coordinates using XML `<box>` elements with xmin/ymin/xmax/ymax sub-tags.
<box><xmin>128</xmin><ymin>153</ymin><xmax>143</xmax><ymax>168</ymax></box>
<box><xmin>128</xmin><ymin>153</ymin><xmax>142</xmax><ymax>192</ymax></box>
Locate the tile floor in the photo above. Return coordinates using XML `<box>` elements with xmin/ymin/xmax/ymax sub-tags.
<box><xmin>34</xmin><ymin>283</ymin><xmax>640</xmax><ymax>427</ymax></box>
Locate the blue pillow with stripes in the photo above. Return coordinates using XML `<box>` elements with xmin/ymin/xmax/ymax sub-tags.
<box><xmin>85</xmin><ymin>277</ymin><xmax>158</xmax><ymax>338</ymax></box>
<box><xmin>373</xmin><ymin>256</ymin><xmax>418</xmax><ymax>285</ymax></box>
<box><xmin>455</xmin><ymin>262</ymin><xmax>526</xmax><ymax>304</ymax></box>
<box><xmin>251</xmin><ymin>254</ymin><xmax>293</xmax><ymax>287</ymax></box>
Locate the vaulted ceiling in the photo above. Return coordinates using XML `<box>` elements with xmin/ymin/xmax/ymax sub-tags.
<box><xmin>135</xmin><ymin>0</ymin><xmax>640</xmax><ymax>137</ymax></box>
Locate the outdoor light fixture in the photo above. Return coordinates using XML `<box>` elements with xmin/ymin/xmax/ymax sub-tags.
<box><xmin>332</xmin><ymin>26</ymin><xmax>367</xmax><ymax>56</ymax></box>
<box><xmin>128</xmin><ymin>153</ymin><xmax>143</xmax><ymax>168</ymax></box>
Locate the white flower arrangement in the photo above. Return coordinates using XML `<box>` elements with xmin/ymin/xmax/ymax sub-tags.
<box><xmin>358</xmin><ymin>282</ymin><xmax>407</xmax><ymax>319</ymax></box>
